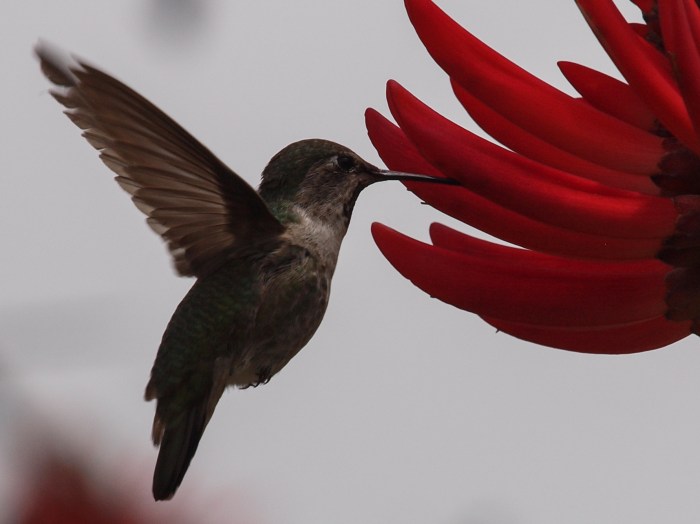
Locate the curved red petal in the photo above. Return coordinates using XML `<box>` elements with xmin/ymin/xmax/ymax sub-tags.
<box><xmin>483</xmin><ymin>316</ymin><xmax>691</xmax><ymax>354</ymax></box>
<box><xmin>372</xmin><ymin>223</ymin><xmax>670</xmax><ymax>327</ymax></box>
<box><xmin>450</xmin><ymin>80</ymin><xmax>659</xmax><ymax>194</ymax></box>
<box><xmin>576</xmin><ymin>0</ymin><xmax>700</xmax><ymax>153</ymax></box>
<box><xmin>425</xmin><ymin>222</ymin><xmax>660</xmax><ymax>273</ymax></box>
<box><xmin>659</xmin><ymin>0</ymin><xmax>700</xmax><ymax>137</ymax></box>
<box><xmin>365</xmin><ymin>108</ymin><xmax>664</xmax><ymax>260</ymax></box>
<box><xmin>629</xmin><ymin>22</ymin><xmax>651</xmax><ymax>39</ymax></box>
<box><xmin>427</xmin><ymin>216</ymin><xmax>662</xmax><ymax>262</ymax></box>
<box><xmin>404</xmin><ymin>0</ymin><xmax>666</xmax><ymax>173</ymax></box>
<box><xmin>557</xmin><ymin>61</ymin><xmax>656</xmax><ymax>131</ymax></box>
<box><xmin>386</xmin><ymin>80</ymin><xmax>678</xmax><ymax>239</ymax></box>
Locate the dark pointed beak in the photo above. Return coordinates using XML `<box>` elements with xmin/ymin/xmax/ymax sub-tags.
<box><xmin>375</xmin><ymin>169</ymin><xmax>459</xmax><ymax>185</ymax></box>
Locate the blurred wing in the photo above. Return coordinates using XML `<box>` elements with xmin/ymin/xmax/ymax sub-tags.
<box><xmin>36</xmin><ymin>42</ymin><xmax>284</xmax><ymax>277</ymax></box>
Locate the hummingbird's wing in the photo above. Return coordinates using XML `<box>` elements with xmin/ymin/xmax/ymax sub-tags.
<box><xmin>35</xmin><ymin>43</ymin><xmax>285</xmax><ymax>277</ymax></box>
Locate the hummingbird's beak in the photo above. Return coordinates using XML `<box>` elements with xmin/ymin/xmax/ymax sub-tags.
<box><xmin>376</xmin><ymin>169</ymin><xmax>460</xmax><ymax>185</ymax></box>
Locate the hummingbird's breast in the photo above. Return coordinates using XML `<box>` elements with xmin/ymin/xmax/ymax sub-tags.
<box><xmin>152</xmin><ymin>206</ymin><xmax>349</xmax><ymax>391</ymax></box>
<box><xmin>231</xmin><ymin>236</ymin><xmax>335</xmax><ymax>386</ymax></box>
<box><xmin>231</xmin><ymin>205</ymin><xmax>350</xmax><ymax>385</ymax></box>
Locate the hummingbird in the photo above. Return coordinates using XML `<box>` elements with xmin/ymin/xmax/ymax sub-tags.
<box><xmin>36</xmin><ymin>43</ymin><xmax>455</xmax><ymax>500</ymax></box>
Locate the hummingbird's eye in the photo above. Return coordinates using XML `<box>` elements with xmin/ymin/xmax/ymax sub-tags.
<box><xmin>336</xmin><ymin>155</ymin><xmax>356</xmax><ymax>172</ymax></box>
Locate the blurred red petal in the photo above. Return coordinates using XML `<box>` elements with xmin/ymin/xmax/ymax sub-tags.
<box><xmin>18</xmin><ymin>455</ymin><xmax>142</xmax><ymax>524</ymax></box>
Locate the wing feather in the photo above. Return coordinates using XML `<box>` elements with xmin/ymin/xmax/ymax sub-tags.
<box><xmin>36</xmin><ymin>42</ymin><xmax>284</xmax><ymax>277</ymax></box>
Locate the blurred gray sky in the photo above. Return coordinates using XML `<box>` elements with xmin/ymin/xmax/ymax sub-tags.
<box><xmin>3</xmin><ymin>1</ymin><xmax>700</xmax><ymax>523</ymax></box>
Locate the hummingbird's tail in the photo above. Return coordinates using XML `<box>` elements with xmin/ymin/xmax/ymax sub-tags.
<box><xmin>146</xmin><ymin>356</ymin><xmax>230</xmax><ymax>500</ymax></box>
<box><xmin>150</xmin><ymin>403</ymin><xmax>208</xmax><ymax>501</ymax></box>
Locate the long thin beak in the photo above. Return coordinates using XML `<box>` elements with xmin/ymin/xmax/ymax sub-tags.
<box><xmin>377</xmin><ymin>169</ymin><xmax>460</xmax><ymax>185</ymax></box>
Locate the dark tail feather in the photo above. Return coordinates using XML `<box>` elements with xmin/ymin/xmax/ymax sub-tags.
<box><xmin>152</xmin><ymin>403</ymin><xmax>208</xmax><ymax>501</ymax></box>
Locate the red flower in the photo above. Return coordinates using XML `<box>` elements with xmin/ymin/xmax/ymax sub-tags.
<box><xmin>9</xmin><ymin>435</ymin><xmax>221</xmax><ymax>524</ymax></box>
<box><xmin>367</xmin><ymin>0</ymin><xmax>700</xmax><ymax>353</ymax></box>
<box><xmin>17</xmin><ymin>453</ymin><xmax>145</xmax><ymax>524</ymax></box>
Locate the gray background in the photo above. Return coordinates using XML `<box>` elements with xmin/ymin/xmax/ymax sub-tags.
<box><xmin>2</xmin><ymin>1</ymin><xmax>699</xmax><ymax>522</ymax></box>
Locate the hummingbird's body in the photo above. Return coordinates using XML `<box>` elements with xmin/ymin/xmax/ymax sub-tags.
<box><xmin>148</xmin><ymin>234</ymin><xmax>333</xmax><ymax>493</ymax></box>
<box><xmin>36</xmin><ymin>43</ymin><xmax>454</xmax><ymax>500</ymax></box>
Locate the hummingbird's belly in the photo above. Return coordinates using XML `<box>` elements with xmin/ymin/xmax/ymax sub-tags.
<box><xmin>230</xmin><ymin>253</ymin><xmax>332</xmax><ymax>387</ymax></box>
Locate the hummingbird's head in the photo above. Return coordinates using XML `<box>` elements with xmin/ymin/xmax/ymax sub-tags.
<box><xmin>259</xmin><ymin>139</ymin><xmax>454</xmax><ymax>226</ymax></box>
